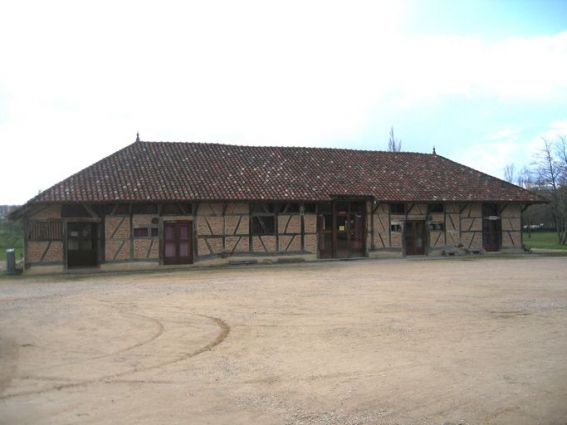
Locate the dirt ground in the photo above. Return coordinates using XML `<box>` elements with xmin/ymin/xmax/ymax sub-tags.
<box><xmin>1</xmin><ymin>256</ymin><xmax>566</xmax><ymax>425</ymax></box>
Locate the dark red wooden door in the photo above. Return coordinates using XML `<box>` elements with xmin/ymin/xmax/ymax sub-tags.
<box><xmin>164</xmin><ymin>222</ymin><xmax>193</xmax><ymax>265</ymax></box>
<box><xmin>349</xmin><ymin>212</ymin><xmax>364</xmax><ymax>257</ymax></box>
<box><xmin>405</xmin><ymin>221</ymin><xmax>425</xmax><ymax>255</ymax></box>
<box><xmin>317</xmin><ymin>213</ymin><xmax>333</xmax><ymax>259</ymax></box>
<box><xmin>317</xmin><ymin>201</ymin><xmax>365</xmax><ymax>259</ymax></box>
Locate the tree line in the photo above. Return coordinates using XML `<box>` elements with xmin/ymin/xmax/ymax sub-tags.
<box><xmin>504</xmin><ymin>136</ymin><xmax>567</xmax><ymax>245</ymax></box>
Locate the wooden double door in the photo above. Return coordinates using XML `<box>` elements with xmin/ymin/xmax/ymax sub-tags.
<box><xmin>317</xmin><ymin>201</ymin><xmax>365</xmax><ymax>259</ymax></box>
<box><xmin>404</xmin><ymin>220</ymin><xmax>426</xmax><ymax>256</ymax></box>
<box><xmin>163</xmin><ymin>221</ymin><xmax>193</xmax><ymax>265</ymax></box>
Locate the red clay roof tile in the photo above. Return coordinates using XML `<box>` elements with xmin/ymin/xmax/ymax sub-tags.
<box><xmin>26</xmin><ymin>141</ymin><xmax>545</xmax><ymax>204</ymax></box>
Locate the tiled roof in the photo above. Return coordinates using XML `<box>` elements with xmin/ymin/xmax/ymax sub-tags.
<box><xmin>26</xmin><ymin>141</ymin><xmax>545</xmax><ymax>204</ymax></box>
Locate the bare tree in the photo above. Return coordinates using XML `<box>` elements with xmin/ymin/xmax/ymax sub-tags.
<box><xmin>557</xmin><ymin>136</ymin><xmax>567</xmax><ymax>183</ymax></box>
<box><xmin>533</xmin><ymin>137</ymin><xmax>567</xmax><ymax>244</ymax></box>
<box><xmin>388</xmin><ymin>127</ymin><xmax>402</xmax><ymax>152</ymax></box>
<box><xmin>555</xmin><ymin>136</ymin><xmax>567</xmax><ymax>244</ymax></box>
<box><xmin>517</xmin><ymin>165</ymin><xmax>533</xmax><ymax>189</ymax></box>
<box><xmin>517</xmin><ymin>166</ymin><xmax>536</xmax><ymax>238</ymax></box>
<box><xmin>503</xmin><ymin>163</ymin><xmax>515</xmax><ymax>183</ymax></box>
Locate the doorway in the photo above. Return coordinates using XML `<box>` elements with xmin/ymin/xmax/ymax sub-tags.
<box><xmin>163</xmin><ymin>221</ymin><xmax>193</xmax><ymax>265</ymax></box>
<box><xmin>482</xmin><ymin>204</ymin><xmax>501</xmax><ymax>252</ymax></box>
<box><xmin>67</xmin><ymin>222</ymin><xmax>99</xmax><ymax>268</ymax></box>
<box><xmin>404</xmin><ymin>220</ymin><xmax>426</xmax><ymax>255</ymax></box>
<box><xmin>317</xmin><ymin>201</ymin><xmax>366</xmax><ymax>259</ymax></box>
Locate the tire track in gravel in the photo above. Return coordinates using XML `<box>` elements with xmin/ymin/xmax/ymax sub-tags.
<box><xmin>0</xmin><ymin>315</ymin><xmax>230</xmax><ymax>400</ymax></box>
<box><xmin>22</xmin><ymin>309</ymin><xmax>165</xmax><ymax>375</ymax></box>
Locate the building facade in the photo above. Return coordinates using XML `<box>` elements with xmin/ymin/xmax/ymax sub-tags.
<box><xmin>11</xmin><ymin>139</ymin><xmax>544</xmax><ymax>273</ymax></box>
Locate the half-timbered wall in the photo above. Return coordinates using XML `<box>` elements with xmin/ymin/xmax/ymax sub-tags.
<box><xmin>277</xmin><ymin>213</ymin><xmax>301</xmax><ymax>252</ymax></box>
<box><xmin>21</xmin><ymin>199</ymin><xmax>527</xmax><ymax>272</ymax></box>
<box><xmin>460</xmin><ymin>203</ymin><xmax>483</xmax><ymax>250</ymax></box>
<box><xmin>429</xmin><ymin>208</ymin><xmax>446</xmax><ymax>250</ymax></box>
<box><xmin>196</xmin><ymin>203</ymin><xmax>225</xmax><ymax>257</ymax></box>
<box><xmin>132</xmin><ymin>215</ymin><xmax>160</xmax><ymax>260</ymax></box>
<box><xmin>196</xmin><ymin>202</ymin><xmax>249</xmax><ymax>257</ymax></box>
<box><xmin>372</xmin><ymin>203</ymin><xmax>390</xmax><ymax>250</ymax></box>
<box><xmin>25</xmin><ymin>205</ymin><xmax>64</xmax><ymax>265</ymax></box>
<box><xmin>445</xmin><ymin>204</ymin><xmax>460</xmax><ymax>247</ymax></box>
<box><xmin>501</xmin><ymin>204</ymin><xmax>522</xmax><ymax>249</ymax></box>
<box><xmin>106</xmin><ymin>208</ymin><xmax>190</xmax><ymax>264</ymax></box>
<box><xmin>224</xmin><ymin>203</ymin><xmax>250</xmax><ymax>255</ymax></box>
<box><xmin>105</xmin><ymin>215</ymin><xmax>131</xmax><ymax>261</ymax></box>
<box><xmin>304</xmin><ymin>213</ymin><xmax>317</xmax><ymax>254</ymax></box>
<box><xmin>390</xmin><ymin>212</ymin><xmax>404</xmax><ymax>250</ymax></box>
<box><xmin>365</xmin><ymin>201</ymin><xmax>372</xmax><ymax>254</ymax></box>
<box><xmin>370</xmin><ymin>201</ymin><xmax>520</xmax><ymax>255</ymax></box>
<box><xmin>196</xmin><ymin>202</ymin><xmax>314</xmax><ymax>259</ymax></box>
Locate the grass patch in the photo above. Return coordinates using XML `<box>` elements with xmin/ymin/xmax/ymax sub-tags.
<box><xmin>534</xmin><ymin>251</ymin><xmax>567</xmax><ymax>257</ymax></box>
<box><xmin>523</xmin><ymin>231</ymin><xmax>567</xmax><ymax>251</ymax></box>
<box><xmin>0</xmin><ymin>219</ymin><xmax>24</xmax><ymax>261</ymax></box>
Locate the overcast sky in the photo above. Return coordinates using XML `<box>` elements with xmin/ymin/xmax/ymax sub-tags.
<box><xmin>1</xmin><ymin>0</ymin><xmax>566</xmax><ymax>205</ymax></box>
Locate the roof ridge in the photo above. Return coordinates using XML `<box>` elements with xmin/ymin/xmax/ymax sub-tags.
<box><xmin>138</xmin><ymin>140</ymin><xmax>433</xmax><ymax>156</ymax></box>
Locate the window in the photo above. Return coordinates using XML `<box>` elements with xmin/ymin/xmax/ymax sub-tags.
<box><xmin>134</xmin><ymin>228</ymin><xmax>149</xmax><ymax>237</ymax></box>
<box><xmin>114</xmin><ymin>204</ymin><xmax>130</xmax><ymax>215</ymax></box>
<box><xmin>482</xmin><ymin>203</ymin><xmax>499</xmax><ymax>217</ymax></box>
<box><xmin>349</xmin><ymin>202</ymin><xmax>364</xmax><ymax>213</ymax></box>
<box><xmin>320</xmin><ymin>214</ymin><xmax>333</xmax><ymax>230</ymax></box>
<box><xmin>429</xmin><ymin>203</ymin><xmax>444</xmax><ymax>213</ymax></box>
<box><xmin>251</xmin><ymin>216</ymin><xmax>275</xmax><ymax>235</ymax></box>
<box><xmin>162</xmin><ymin>204</ymin><xmax>182</xmax><ymax>215</ymax></box>
<box><xmin>251</xmin><ymin>202</ymin><xmax>278</xmax><ymax>235</ymax></box>
<box><xmin>317</xmin><ymin>202</ymin><xmax>333</xmax><ymax>213</ymax></box>
<box><xmin>391</xmin><ymin>223</ymin><xmax>402</xmax><ymax>232</ymax></box>
<box><xmin>284</xmin><ymin>203</ymin><xmax>300</xmax><ymax>213</ymax></box>
<box><xmin>428</xmin><ymin>222</ymin><xmax>444</xmax><ymax>231</ymax></box>
<box><xmin>29</xmin><ymin>221</ymin><xmax>62</xmax><ymax>240</ymax></box>
<box><xmin>251</xmin><ymin>203</ymin><xmax>276</xmax><ymax>214</ymax></box>
<box><xmin>133</xmin><ymin>226</ymin><xmax>159</xmax><ymax>238</ymax></box>
<box><xmin>390</xmin><ymin>203</ymin><xmax>405</xmax><ymax>214</ymax></box>
<box><xmin>303</xmin><ymin>203</ymin><xmax>317</xmax><ymax>213</ymax></box>
<box><xmin>132</xmin><ymin>204</ymin><xmax>158</xmax><ymax>214</ymax></box>
<box><xmin>62</xmin><ymin>204</ymin><xmax>91</xmax><ymax>218</ymax></box>
<box><xmin>92</xmin><ymin>204</ymin><xmax>114</xmax><ymax>216</ymax></box>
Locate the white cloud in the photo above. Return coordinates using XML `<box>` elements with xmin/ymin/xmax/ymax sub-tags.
<box><xmin>490</xmin><ymin>127</ymin><xmax>523</xmax><ymax>142</ymax></box>
<box><xmin>454</xmin><ymin>141</ymin><xmax>519</xmax><ymax>179</ymax></box>
<box><xmin>0</xmin><ymin>1</ymin><xmax>566</xmax><ymax>203</ymax></box>
<box><xmin>456</xmin><ymin>119</ymin><xmax>567</xmax><ymax>181</ymax></box>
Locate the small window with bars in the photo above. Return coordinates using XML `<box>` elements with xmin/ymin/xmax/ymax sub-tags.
<box><xmin>29</xmin><ymin>221</ymin><xmax>63</xmax><ymax>240</ymax></box>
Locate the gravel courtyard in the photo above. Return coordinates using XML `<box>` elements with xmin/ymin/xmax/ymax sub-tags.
<box><xmin>1</xmin><ymin>256</ymin><xmax>566</xmax><ymax>425</ymax></box>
